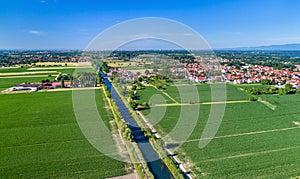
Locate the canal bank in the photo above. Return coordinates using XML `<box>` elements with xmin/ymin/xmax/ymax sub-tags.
<box><xmin>100</xmin><ymin>71</ymin><xmax>173</xmax><ymax>179</ymax></box>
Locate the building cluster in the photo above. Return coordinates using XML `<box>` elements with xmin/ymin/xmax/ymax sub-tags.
<box><xmin>107</xmin><ymin>58</ymin><xmax>300</xmax><ymax>89</ymax></box>
<box><xmin>0</xmin><ymin>51</ymin><xmax>82</xmax><ymax>67</ymax></box>
<box><xmin>185</xmin><ymin>61</ymin><xmax>300</xmax><ymax>88</ymax></box>
<box><xmin>108</xmin><ymin>68</ymin><xmax>138</xmax><ymax>83</ymax></box>
<box><xmin>3</xmin><ymin>82</ymin><xmax>71</xmax><ymax>92</ymax></box>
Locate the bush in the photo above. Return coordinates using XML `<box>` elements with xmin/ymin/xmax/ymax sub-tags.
<box><xmin>130</xmin><ymin>100</ymin><xmax>138</xmax><ymax>109</ymax></box>
<box><xmin>249</xmin><ymin>95</ymin><xmax>258</xmax><ymax>101</ymax></box>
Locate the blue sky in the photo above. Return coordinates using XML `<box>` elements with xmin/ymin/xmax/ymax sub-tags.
<box><xmin>0</xmin><ymin>0</ymin><xmax>299</xmax><ymax>49</ymax></box>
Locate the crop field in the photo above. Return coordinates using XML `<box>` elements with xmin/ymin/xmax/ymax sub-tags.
<box><xmin>0</xmin><ymin>77</ymin><xmax>56</xmax><ymax>91</ymax></box>
<box><xmin>139</xmin><ymin>84</ymin><xmax>300</xmax><ymax>178</ymax></box>
<box><xmin>0</xmin><ymin>90</ymin><xmax>131</xmax><ymax>178</ymax></box>
<box><xmin>0</xmin><ymin>67</ymin><xmax>92</xmax><ymax>91</ymax></box>
<box><xmin>33</xmin><ymin>62</ymin><xmax>86</xmax><ymax>67</ymax></box>
<box><xmin>0</xmin><ymin>66</ymin><xmax>77</xmax><ymax>75</ymax></box>
<box><xmin>106</xmin><ymin>60</ymin><xmax>141</xmax><ymax>68</ymax></box>
<box><xmin>164</xmin><ymin>84</ymin><xmax>250</xmax><ymax>103</ymax></box>
<box><xmin>136</xmin><ymin>83</ymin><xmax>249</xmax><ymax>105</ymax></box>
<box><xmin>136</xmin><ymin>85</ymin><xmax>176</xmax><ymax>104</ymax></box>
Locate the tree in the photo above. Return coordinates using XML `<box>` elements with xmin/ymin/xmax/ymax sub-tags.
<box><xmin>130</xmin><ymin>100</ymin><xmax>138</xmax><ymax>109</ymax></box>
<box><xmin>42</xmin><ymin>79</ymin><xmax>50</xmax><ymax>83</ymax></box>
<box><xmin>284</xmin><ymin>83</ymin><xmax>293</xmax><ymax>94</ymax></box>
<box><xmin>101</xmin><ymin>62</ymin><xmax>110</xmax><ymax>73</ymax></box>
<box><xmin>278</xmin><ymin>88</ymin><xmax>285</xmax><ymax>95</ymax></box>
<box><xmin>141</xmin><ymin>102</ymin><xmax>149</xmax><ymax>109</ymax></box>
<box><xmin>156</xmin><ymin>83</ymin><xmax>163</xmax><ymax>90</ymax></box>
<box><xmin>249</xmin><ymin>95</ymin><xmax>258</xmax><ymax>101</ymax></box>
<box><xmin>136</xmin><ymin>82</ymin><xmax>144</xmax><ymax>90</ymax></box>
<box><xmin>137</xmin><ymin>77</ymin><xmax>142</xmax><ymax>82</ymax></box>
<box><xmin>153</xmin><ymin>67</ymin><xmax>158</xmax><ymax>73</ymax></box>
<box><xmin>61</xmin><ymin>79</ymin><xmax>65</xmax><ymax>88</ymax></box>
<box><xmin>128</xmin><ymin>89</ymin><xmax>135</xmax><ymax>99</ymax></box>
<box><xmin>262</xmin><ymin>79</ymin><xmax>273</xmax><ymax>85</ymax></box>
<box><xmin>145</xmin><ymin>69</ymin><xmax>150</xmax><ymax>75</ymax></box>
<box><xmin>123</xmin><ymin>128</ymin><xmax>133</xmax><ymax>141</ymax></box>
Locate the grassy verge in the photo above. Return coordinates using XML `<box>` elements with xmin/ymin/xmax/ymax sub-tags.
<box><xmin>103</xmin><ymin>84</ymin><xmax>154</xmax><ymax>179</ymax></box>
<box><xmin>112</xmin><ymin>83</ymin><xmax>184</xmax><ymax>179</ymax></box>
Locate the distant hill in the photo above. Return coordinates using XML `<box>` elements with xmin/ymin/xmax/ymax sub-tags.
<box><xmin>221</xmin><ymin>43</ymin><xmax>300</xmax><ymax>51</ymax></box>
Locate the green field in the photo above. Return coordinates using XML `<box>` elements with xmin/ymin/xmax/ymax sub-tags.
<box><xmin>139</xmin><ymin>84</ymin><xmax>300</xmax><ymax>178</ymax></box>
<box><xmin>136</xmin><ymin>84</ymin><xmax>249</xmax><ymax>105</ymax></box>
<box><xmin>164</xmin><ymin>84</ymin><xmax>249</xmax><ymax>103</ymax></box>
<box><xmin>0</xmin><ymin>67</ymin><xmax>86</xmax><ymax>91</ymax></box>
<box><xmin>0</xmin><ymin>77</ymin><xmax>56</xmax><ymax>91</ymax></box>
<box><xmin>136</xmin><ymin>85</ymin><xmax>175</xmax><ymax>104</ymax></box>
<box><xmin>0</xmin><ymin>90</ymin><xmax>131</xmax><ymax>178</ymax></box>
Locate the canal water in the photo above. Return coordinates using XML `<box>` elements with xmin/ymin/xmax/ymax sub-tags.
<box><xmin>100</xmin><ymin>71</ymin><xmax>173</xmax><ymax>179</ymax></box>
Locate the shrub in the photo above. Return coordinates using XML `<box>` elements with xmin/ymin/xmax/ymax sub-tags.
<box><xmin>249</xmin><ymin>95</ymin><xmax>258</xmax><ymax>101</ymax></box>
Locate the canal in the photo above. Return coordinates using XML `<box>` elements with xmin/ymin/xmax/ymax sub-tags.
<box><xmin>99</xmin><ymin>71</ymin><xmax>173</xmax><ymax>179</ymax></box>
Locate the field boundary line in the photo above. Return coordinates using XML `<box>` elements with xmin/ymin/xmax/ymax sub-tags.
<box><xmin>182</xmin><ymin>126</ymin><xmax>300</xmax><ymax>143</ymax></box>
<box><xmin>201</xmin><ymin>100</ymin><xmax>250</xmax><ymax>105</ymax></box>
<box><xmin>199</xmin><ymin>145</ymin><xmax>300</xmax><ymax>163</ymax></box>
<box><xmin>0</xmin><ymin>139</ymin><xmax>85</xmax><ymax>149</ymax></box>
<box><xmin>152</xmin><ymin>100</ymin><xmax>250</xmax><ymax>107</ymax></box>
<box><xmin>0</xmin><ymin>75</ymin><xmax>52</xmax><ymax>78</ymax></box>
<box><xmin>41</xmin><ymin>87</ymin><xmax>102</xmax><ymax>92</ymax></box>
<box><xmin>0</xmin><ymin>71</ymin><xmax>57</xmax><ymax>76</ymax></box>
<box><xmin>150</xmin><ymin>84</ymin><xmax>179</xmax><ymax>104</ymax></box>
<box><xmin>258</xmin><ymin>97</ymin><xmax>277</xmax><ymax>110</ymax></box>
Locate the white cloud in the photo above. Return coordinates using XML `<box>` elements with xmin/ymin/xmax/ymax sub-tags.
<box><xmin>29</xmin><ymin>30</ymin><xmax>42</xmax><ymax>35</ymax></box>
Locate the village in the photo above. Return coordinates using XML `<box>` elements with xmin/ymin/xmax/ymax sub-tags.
<box><xmin>186</xmin><ymin>59</ymin><xmax>300</xmax><ymax>88</ymax></box>
<box><xmin>107</xmin><ymin>57</ymin><xmax>300</xmax><ymax>89</ymax></box>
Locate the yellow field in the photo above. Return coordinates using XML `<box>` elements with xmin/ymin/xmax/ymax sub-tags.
<box><xmin>34</xmin><ymin>62</ymin><xmax>90</xmax><ymax>66</ymax></box>
<box><xmin>106</xmin><ymin>61</ymin><xmax>140</xmax><ymax>68</ymax></box>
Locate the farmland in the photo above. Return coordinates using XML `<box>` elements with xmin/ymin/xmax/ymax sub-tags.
<box><xmin>0</xmin><ymin>66</ymin><xmax>90</xmax><ymax>91</ymax></box>
<box><xmin>138</xmin><ymin>84</ymin><xmax>300</xmax><ymax>178</ymax></box>
<box><xmin>0</xmin><ymin>90</ymin><xmax>132</xmax><ymax>178</ymax></box>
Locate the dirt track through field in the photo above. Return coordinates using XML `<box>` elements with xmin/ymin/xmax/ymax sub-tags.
<box><xmin>258</xmin><ymin>97</ymin><xmax>277</xmax><ymax>110</ymax></box>
<box><xmin>0</xmin><ymin>71</ymin><xmax>57</xmax><ymax>76</ymax></box>
<box><xmin>0</xmin><ymin>75</ymin><xmax>50</xmax><ymax>78</ymax></box>
<box><xmin>152</xmin><ymin>100</ymin><xmax>250</xmax><ymax>107</ymax></box>
<box><xmin>199</xmin><ymin>144</ymin><xmax>300</xmax><ymax>163</ymax></box>
<box><xmin>40</xmin><ymin>87</ymin><xmax>102</xmax><ymax>92</ymax></box>
<box><xmin>0</xmin><ymin>138</ymin><xmax>85</xmax><ymax>149</ymax></box>
<box><xmin>182</xmin><ymin>126</ymin><xmax>300</xmax><ymax>143</ymax></box>
<box><xmin>150</xmin><ymin>84</ymin><xmax>179</xmax><ymax>103</ymax></box>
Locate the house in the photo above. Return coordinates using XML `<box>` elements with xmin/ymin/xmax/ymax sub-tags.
<box><xmin>52</xmin><ymin>82</ymin><xmax>72</xmax><ymax>88</ymax></box>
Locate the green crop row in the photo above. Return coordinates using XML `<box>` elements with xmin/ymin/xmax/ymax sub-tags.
<box><xmin>0</xmin><ymin>90</ymin><xmax>130</xmax><ymax>178</ymax></box>
<box><xmin>139</xmin><ymin>85</ymin><xmax>300</xmax><ymax>178</ymax></box>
